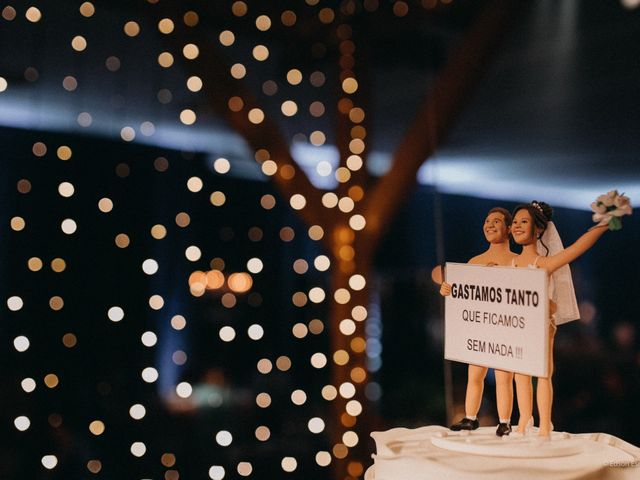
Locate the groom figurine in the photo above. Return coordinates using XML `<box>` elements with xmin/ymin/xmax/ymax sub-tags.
<box><xmin>434</xmin><ymin>207</ymin><xmax>517</xmax><ymax>436</ymax></box>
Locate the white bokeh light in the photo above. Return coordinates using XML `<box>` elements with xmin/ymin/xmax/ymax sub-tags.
<box><xmin>281</xmin><ymin>457</ymin><xmax>297</xmax><ymax>472</ymax></box>
<box><xmin>316</xmin><ymin>160</ymin><xmax>332</xmax><ymax>176</ymax></box>
<box><xmin>316</xmin><ymin>451</ymin><xmax>331</xmax><ymax>467</ymax></box>
<box><xmin>343</xmin><ymin>430</ymin><xmax>359</xmax><ymax>447</ymax></box>
<box><xmin>219</xmin><ymin>326</ymin><xmax>236</xmax><ymax>342</ymax></box>
<box><xmin>120</xmin><ymin>126</ymin><xmax>136</xmax><ymax>141</ymax></box>
<box><xmin>216</xmin><ymin>430</ymin><xmax>233</xmax><ymax>447</ymax></box>
<box><xmin>141</xmin><ymin>367</ymin><xmax>158</xmax><ymax>383</ymax></box>
<box><xmin>213</xmin><ymin>157</ymin><xmax>231</xmax><ymax>174</ymax></box>
<box><xmin>176</xmin><ymin>382</ymin><xmax>193</xmax><ymax>398</ymax></box>
<box><xmin>21</xmin><ymin>378</ymin><xmax>36</xmax><ymax>393</ymax></box>
<box><xmin>310</xmin><ymin>352</ymin><xmax>327</xmax><ymax>369</ymax></box>
<box><xmin>209</xmin><ymin>466</ymin><xmax>226</xmax><ymax>480</ymax></box>
<box><xmin>308</xmin><ymin>417</ymin><xmax>325</xmax><ymax>433</ymax></box>
<box><xmin>41</xmin><ymin>455</ymin><xmax>58</xmax><ymax>469</ymax></box>
<box><xmin>314</xmin><ymin>255</ymin><xmax>330</xmax><ymax>271</ymax></box>
<box><xmin>308</xmin><ymin>287</ymin><xmax>326</xmax><ymax>303</ymax></box>
<box><xmin>14</xmin><ymin>416</ymin><xmax>31</xmax><ymax>431</ymax></box>
<box><xmin>58</xmin><ymin>181</ymin><xmax>75</xmax><ymax>197</ymax></box>
<box><xmin>142</xmin><ymin>259</ymin><xmax>159</xmax><ymax>275</ymax></box>
<box><xmin>339</xmin><ymin>382</ymin><xmax>356</xmax><ymax>399</ymax></box>
<box><xmin>349</xmin><ymin>274</ymin><xmax>366</xmax><ymax>291</ymax></box>
<box><xmin>339</xmin><ymin>319</ymin><xmax>356</xmax><ymax>335</ymax></box>
<box><xmin>108</xmin><ymin>306</ymin><xmax>124</xmax><ymax>322</ymax></box>
<box><xmin>185</xmin><ymin>246</ymin><xmax>202</xmax><ymax>261</ymax></box>
<box><xmin>61</xmin><ymin>218</ymin><xmax>77</xmax><ymax>234</ymax></box>
<box><xmin>129</xmin><ymin>404</ymin><xmax>146</xmax><ymax>420</ymax></box>
<box><xmin>289</xmin><ymin>194</ymin><xmax>306</xmax><ymax>210</ymax></box>
<box><xmin>13</xmin><ymin>336</ymin><xmax>30</xmax><ymax>352</ymax></box>
<box><xmin>246</xmin><ymin>257</ymin><xmax>263</xmax><ymax>273</ymax></box>
<box><xmin>187</xmin><ymin>176</ymin><xmax>203</xmax><ymax>192</ymax></box>
<box><xmin>290</xmin><ymin>389</ymin><xmax>307</xmax><ymax>405</ymax></box>
<box><xmin>346</xmin><ymin>399</ymin><xmax>363</xmax><ymax>416</ymax></box>
<box><xmin>141</xmin><ymin>331</ymin><xmax>157</xmax><ymax>347</ymax></box>
<box><xmin>130</xmin><ymin>442</ymin><xmax>146</xmax><ymax>457</ymax></box>
<box><xmin>247</xmin><ymin>324</ymin><xmax>264</xmax><ymax>340</ymax></box>
<box><xmin>7</xmin><ymin>296</ymin><xmax>24</xmax><ymax>311</ymax></box>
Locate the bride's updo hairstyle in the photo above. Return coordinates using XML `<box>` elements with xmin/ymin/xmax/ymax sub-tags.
<box><xmin>512</xmin><ymin>201</ymin><xmax>554</xmax><ymax>254</ymax></box>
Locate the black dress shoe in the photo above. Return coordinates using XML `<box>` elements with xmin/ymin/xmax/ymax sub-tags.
<box><xmin>450</xmin><ymin>417</ymin><xmax>479</xmax><ymax>431</ymax></box>
<box><xmin>496</xmin><ymin>422</ymin><xmax>512</xmax><ymax>437</ymax></box>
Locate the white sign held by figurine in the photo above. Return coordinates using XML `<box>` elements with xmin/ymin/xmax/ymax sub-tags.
<box><xmin>444</xmin><ymin>262</ymin><xmax>549</xmax><ymax>377</ymax></box>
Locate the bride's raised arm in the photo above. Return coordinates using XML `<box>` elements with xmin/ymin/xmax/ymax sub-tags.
<box><xmin>538</xmin><ymin>224</ymin><xmax>607</xmax><ymax>274</ymax></box>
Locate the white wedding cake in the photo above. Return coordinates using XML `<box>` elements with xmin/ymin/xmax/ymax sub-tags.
<box><xmin>367</xmin><ymin>425</ymin><xmax>640</xmax><ymax>480</ymax></box>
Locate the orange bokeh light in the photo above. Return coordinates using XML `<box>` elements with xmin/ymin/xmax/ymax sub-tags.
<box><xmin>206</xmin><ymin>270</ymin><xmax>225</xmax><ymax>290</ymax></box>
<box><xmin>228</xmin><ymin>272</ymin><xmax>253</xmax><ymax>293</ymax></box>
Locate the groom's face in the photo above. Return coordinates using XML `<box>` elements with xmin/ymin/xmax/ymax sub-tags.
<box><xmin>483</xmin><ymin>212</ymin><xmax>509</xmax><ymax>244</ymax></box>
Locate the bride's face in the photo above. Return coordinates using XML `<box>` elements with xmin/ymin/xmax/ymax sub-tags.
<box><xmin>511</xmin><ymin>209</ymin><xmax>537</xmax><ymax>245</ymax></box>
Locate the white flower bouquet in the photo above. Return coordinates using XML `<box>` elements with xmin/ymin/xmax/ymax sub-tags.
<box><xmin>591</xmin><ymin>190</ymin><xmax>632</xmax><ymax>231</ymax></box>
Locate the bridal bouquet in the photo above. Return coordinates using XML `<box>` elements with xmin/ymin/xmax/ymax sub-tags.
<box><xmin>591</xmin><ymin>190</ymin><xmax>632</xmax><ymax>230</ymax></box>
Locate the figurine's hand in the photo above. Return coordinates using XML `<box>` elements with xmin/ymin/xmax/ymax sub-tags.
<box><xmin>440</xmin><ymin>282</ymin><xmax>452</xmax><ymax>297</ymax></box>
<box><xmin>430</xmin><ymin>265</ymin><xmax>444</xmax><ymax>285</ymax></box>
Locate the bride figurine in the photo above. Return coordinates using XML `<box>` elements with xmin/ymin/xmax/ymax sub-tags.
<box><xmin>510</xmin><ymin>192</ymin><xmax>631</xmax><ymax>438</ymax></box>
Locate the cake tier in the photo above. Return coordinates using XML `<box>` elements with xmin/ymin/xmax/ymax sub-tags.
<box><xmin>368</xmin><ymin>425</ymin><xmax>640</xmax><ymax>480</ymax></box>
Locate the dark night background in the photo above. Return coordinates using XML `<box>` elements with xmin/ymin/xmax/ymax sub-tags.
<box><xmin>1</xmin><ymin>1</ymin><xmax>640</xmax><ymax>479</ymax></box>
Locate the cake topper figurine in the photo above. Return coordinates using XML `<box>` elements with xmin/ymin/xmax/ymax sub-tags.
<box><xmin>510</xmin><ymin>193</ymin><xmax>632</xmax><ymax>438</ymax></box>
<box><xmin>436</xmin><ymin>207</ymin><xmax>517</xmax><ymax>436</ymax></box>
